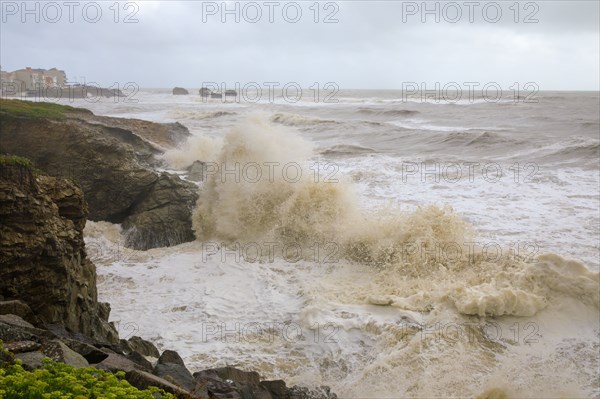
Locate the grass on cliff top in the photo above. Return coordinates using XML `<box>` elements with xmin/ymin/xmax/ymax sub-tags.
<box><xmin>0</xmin><ymin>155</ymin><xmax>33</xmax><ymax>168</ymax></box>
<box><xmin>0</xmin><ymin>155</ymin><xmax>45</xmax><ymax>177</ymax></box>
<box><xmin>0</xmin><ymin>99</ymin><xmax>90</xmax><ymax>120</ymax></box>
<box><xmin>0</xmin><ymin>340</ymin><xmax>175</xmax><ymax>399</ymax></box>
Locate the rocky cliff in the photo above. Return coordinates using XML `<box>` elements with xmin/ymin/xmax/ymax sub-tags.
<box><xmin>0</xmin><ymin>163</ymin><xmax>338</xmax><ymax>399</ymax></box>
<box><xmin>0</xmin><ymin>162</ymin><xmax>118</xmax><ymax>343</ymax></box>
<box><xmin>0</xmin><ymin>99</ymin><xmax>198</xmax><ymax>250</ymax></box>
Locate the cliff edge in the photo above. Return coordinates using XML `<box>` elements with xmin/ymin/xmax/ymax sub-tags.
<box><xmin>0</xmin><ymin>159</ymin><xmax>118</xmax><ymax>343</ymax></box>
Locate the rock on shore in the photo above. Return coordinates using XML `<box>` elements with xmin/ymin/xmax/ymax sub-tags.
<box><xmin>0</xmin><ymin>100</ymin><xmax>198</xmax><ymax>250</ymax></box>
<box><xmin>0</xmin><ymin>163</ymin><xmax>118</xmax><ymax>343</ymax></box>
<box><xmin>173</xmin><ymin>87</ymin><xmax>189</xmax><ymax>95</ymax></box>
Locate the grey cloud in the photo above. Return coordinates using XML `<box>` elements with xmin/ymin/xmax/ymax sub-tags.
<box><xmin>0</xmin><ymin>1</ymin><xmax>598</xmax><ymax>89</ymax></box>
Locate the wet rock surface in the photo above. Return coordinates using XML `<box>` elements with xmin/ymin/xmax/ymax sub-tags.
<box><xmin>1</xmin><ymin>102</ymin><xmax>198</xmax><ymax>249</ymax></box>
<box><xmin>0</xmin><ymin>165</ymin><xmax>118</xmax><ymax>342</ymax></box>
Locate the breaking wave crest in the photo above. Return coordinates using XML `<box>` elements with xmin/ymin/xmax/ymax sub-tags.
<box><xmin>319</xmin><ymin>144</ymin><xmax>376</xmax><ymax>156</ymax></box>
<box><xmin>357</xmin><ymin>107</ymin><xmax>420</xmax><ymax>117</ymax></box>
<box><xmin>169</xmin><ymin>110</ymin><xmax>237</xmax><ymax>120</ymax></box>
<box><xmin>184</xmin><ymin>113</ymin><xmax>599</xmax><ymax>318</ymax></box>
<box><xmin>270</xmin><ymin>112</ymin><xmax>339</xmax><ymax>126</ymax></box>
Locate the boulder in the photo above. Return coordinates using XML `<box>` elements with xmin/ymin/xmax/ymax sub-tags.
<box><xmin>0</xmin><ymin>300</ymin><xmax>39</xmax><ymax>325</ymax></box>
<box><xmin>128</xmin><ymin>336</ymin><xmax>160</xmax><ymax>358</ymax></box>
<box><xmin>0</xmin><ymin>165</ymin><xmax>119</xmax><ymax>343</ymax></box>
<box><xmin>193</xmin><ymin>370</ymin><xmax>242</xmax><ymax>399</ymax></box>
<box><xmin>189</xmin><ymin>383</ymin><xmax>210</xmax><ymax>399</ymax></box>
<box><xmin>158</xmin><ymin>349</ymin><xmax>186</xmax><ymax>366</ymax></box>
<box><xmin>211</xmin><ymin>366</ymin><xmax>260</xmax><ymax>386</ymax></box>
<box><xmin>125</xmin><ymin>369</ymin><xmax>192</xmax><ymax>398</ymax></box>
<box><xmin>0</xmin><ymin>314</ymin><xmax>54</xmax><ymax>342</ymax></box>
<box><xmin>60</xmin><ymin>337</ymin><xmax>109</xmax><ymax>363</ymax></box>
<box><xmin>173</xmin><ymin>87</ymin><xmax>189</xmax><ymax>95</ymax></box>
<box><xmin>42</xmin><ymin>339</ymin><xmax>89</xmax><ymax>368</ymax></box>
<box><xmin>14</xmin><ymin>351</ymin><xmax>44</xmax><ymax>370</ymax></box>
<box><xmin>3</xmin><ymin>340</ymin><xmax>41</xmax><ymax>354</ymax></box>
<box><xmin>260</xmin><ymin>380</ymin><xmax>287</xmax><ymax>399</ymax></box>
<box><xmin>0</xmin><ymin>314</ymin><xmax>35</xmax><ymax>330</ymax></box>
<box><xmin>94</xmin><ymin>353</ymin><xmax>145</xmax><ymax>373</ymax></box>
<box><xmin>126</xmin><ymin>350</ymin><xmax>153</xmax><ymax>371</ymax></box>
<box><xmin>154</xmin><ymin>362</ymin><xmax>196</xmax><ymax>391</ymax></box>
<box><xmin>193</xmin><ymin>368</ymin><xmax>271</xmax><ymax>399</ymax></box>
<box><xmin>0</xmin><ymin>315</ymin><xmax>48</xmax><ymax>343</ymax></box>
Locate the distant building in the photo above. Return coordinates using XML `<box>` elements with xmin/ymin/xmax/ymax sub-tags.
<box><xmin>1</xmin><ymin>67</ymin><xmax>67</xmax><ymax>93</ymax></box>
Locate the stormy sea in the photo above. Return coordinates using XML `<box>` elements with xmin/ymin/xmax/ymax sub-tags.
<box><xmin>74</xmin><ymin>89</ymin><xmax>599</xmax><ymax>398</ymax></box>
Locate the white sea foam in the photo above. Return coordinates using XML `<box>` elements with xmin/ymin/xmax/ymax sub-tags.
<box><xmin>76</xmin><ymin>90</ymin><xmax>599</xmax><ymax>397</ymax></box>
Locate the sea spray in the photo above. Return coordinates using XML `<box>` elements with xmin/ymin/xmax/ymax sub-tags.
<box><xmin>163</xmin><ymin>113</ymin><xmax>599</xmax><ymax>317</ymax></box>
<box><xmin>147</xmin><ymin>112</ymin><xmax>600</xmax><ymax>396</ymax></box>
<box><xmin>162</xmin><ymin>135</ymin><xmax>223</xmax><ymax>169</ymax></box>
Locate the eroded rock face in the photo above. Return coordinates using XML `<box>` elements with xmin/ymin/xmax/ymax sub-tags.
<box><xmin>0</xmin><ymin>107</ymin><xmax>198</xmax><ymax>249</ymax></box>
<box><xmin>121</xmin><ymin>172</ymin><xmax>198</xmax><ymax>250</ymax></box>
<box><xmin>0</xmin><ymin>165</ymin><xmax>118</xmax><ymax>343</ymax></box>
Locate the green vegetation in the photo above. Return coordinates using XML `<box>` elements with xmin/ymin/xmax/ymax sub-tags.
<box><xmin>0</xmin><ymin>341</ymin><xmax>175</xmax><ymax>399</ymax></box>
<box><xmin>0</xmin><ymin>99</ymin><xmax>88</xmax><ymax>120</ymax></box>
<box><xmin>0</xmin><ymin>154</ymin><xmax>33</xmax><ymax>168</ymax></box>
<box><xmin>0</xmin><ymin>154</ymin><xmax>44</xmax><ymax>176</ymax></box>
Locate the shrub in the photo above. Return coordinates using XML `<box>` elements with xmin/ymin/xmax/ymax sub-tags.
<box><xmin>0</xmin><ymin>341</ymin><xmax>175</xmax><ymax>399</ymax></box>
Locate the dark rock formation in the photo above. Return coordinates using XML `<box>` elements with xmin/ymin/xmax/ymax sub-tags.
<box><xmin>128</xmin><ymin>336</ymin><xmax>160</xmax><ymax>358</ymax></box>
<box><xmin>199</xmin><ymin>87</ymin><xmax>212</xmax><ymax>97</ymax></box>
<box><xmin>210</xmin><ymin>366</ymin><xmax>260</xmax><ymax>385</ymax></box>
<box><xmin>0</xmin><ymin>315</ymin><xmax>339</xmax><ymax>399</ymax></box>
<box><xmin>158</xmin><ymin>349</ymin><xmax>186</xmax><ymax>366</ymax></box>
<box><xmin>61</xmin><ymin>337</ymin><xmax>109</xmax><ymax>363</ymax></box>
<box><xmin>121</xmin><ymin>172</ymin><xmax>198</xmax><ymax>250</ymax></box>
<box><xmin>3</xmin><ymin>340</ymin><xmax>41</xmax><ymax>354</ymax></box>
<box><xmin>187</xmin><ymin>160</ymin><xmax>206</xmax><ymax>182</ymax></box>
<box><xmin>42</xmin><ymin>339</ymin><xmax>89</xmax><ymax>368</ymax></box>
<box><xmin>0</xmin><ymin>314</ymin><xmax>54</xmax><ymax>342</ymax></box>
<box><xmin>0</xmin><ymin>101</ymin><xmax>198</xmax><ymax>250</ymax></box>
<box><xmin>76</xmin><ymin>114</ymin><xmax>191</xmax><ymax>150</ymax></box>
<box><xmin>127</xmin><ymin>350</ymin><xmax>154</xmax><ymax>370</ymax></box>
<box><xmin>0</xmin><ymin>300</ymin><xmax>39</xmax><ymax>325</ymax></box>
<box><xmin>192</xmin><ymin>367</ymin><xmax>276</xmax><ymax>399</ymax></box>
<box><xmin>260</xmin><ymin>380</ymin><xmax>287</xmax><ymax>399</ymax></box>
<box><xmin>155</xmin><ymin>349</ymin><xmax>196</xmax><ymax>391</ymax></box>
<box><xmin>125</xmin><ymin>370</ymin><xmax>193</xmax><ymax>398</ymax></box>
<box><xmin>154</xmin><ymin>363</ymin><xmax>196</xmax><ymax>391</ymax></box>
<box><xmin>0</xmin><ymin>164</ymin><xmax>119</xmax><ymax>343</ymax></box>
<box><xmin>95</xmin><ymin>353</ymin><xmax>148</xmax><ymax>373</ymax></box>
<box><xmin>173</xmin><ymin>87</ymin><xmax>190</xmax><ymax>95</ymax></box>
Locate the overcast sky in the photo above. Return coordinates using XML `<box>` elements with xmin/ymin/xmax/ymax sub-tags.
<box><xmin>1</xmin><ymin>1</ymin><xmax>598</xmax><ymax>90</ymax></box>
